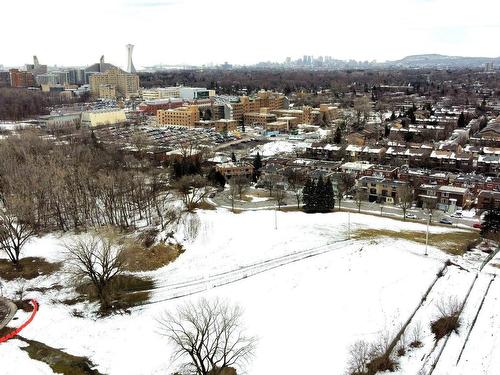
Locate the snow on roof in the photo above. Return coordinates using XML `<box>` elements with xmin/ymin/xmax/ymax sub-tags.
<box><xmin>438</xmin><ymin>185</ymin><xmax>468</xmax><ymax>194</ymax></box>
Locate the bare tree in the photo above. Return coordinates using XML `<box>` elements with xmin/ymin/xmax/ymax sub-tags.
<box><xmin>346</xmin><ymin>340</ymin><xmax>371</xmax><ymax>375</ymax></box>
<box><xmin>398</xmin><ymin>184</ymin><xmax>414</xmax><ymax>220</ymax></box>
<box><xmin>336</xmin><ymin>173</ymin><xmax>356</xmax><ymax>211</ymax></box>
<box><xmin>232</xmin><ymin>176</ymin><xmax>250</xmax><ymax>200</ymax></box>
<box><xmin>175</xmin><ymin>175</ymin><xmax>210</xmax><ymax>212</ymax></box>
<box><xmin>354</xmin><ymin>187</ymin><xmax>367</xmax><ymax>213</ymax></box>
<box><xmin>158</xmin><ymin>298</ymin><xmax>257</xmax><ymax>375</ymax></box>
<box><xmin>353</xmin><ymin>96</ymin><xmax>372</xmax><ymax>127</ymax></box>
<box><xmin>228</xmin><ymin>179</ymin><xmax>239</xmax><ymax>212</ymax></box>
<box><xmin>274</xmin><ymin>185</ymin><xmax>287</xmax><ymax>210</ymax></box>
<box><xmin>0</xmin><ymin>211</ymin><xmax>36</xmax><ymax>266</ymax></box>
<box><xmin>285</xmin><ymin>169</ymin><xmax>306</xmax><ymax>209</ymax></box>
<box><xmin>65</xmin><ymin>231</ymin><xmax>125</xmax><ymax>311</ymax></box>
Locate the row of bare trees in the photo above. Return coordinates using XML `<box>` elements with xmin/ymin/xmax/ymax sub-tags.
<box><xmin>0</xmin><ymin>132</ymin><xmax>176</xmax><ymax>234</ymax></box>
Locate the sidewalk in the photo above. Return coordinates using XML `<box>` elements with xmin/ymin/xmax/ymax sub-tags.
<box><xmin>0</xmin><ymin>297</ymin><xmax>17</xmax><ymax>330</ymax></box>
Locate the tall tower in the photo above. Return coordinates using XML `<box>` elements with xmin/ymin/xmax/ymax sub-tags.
<box><xmin>126</xmin><ymin>44</ymin><xmax>136</xmax><ymax>73</ymax></box>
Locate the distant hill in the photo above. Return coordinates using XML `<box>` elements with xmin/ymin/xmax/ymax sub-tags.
<box><xmin>386</xmin><ymin>54</ymin><xmax>499</xmax><ymax>68</ymax></box>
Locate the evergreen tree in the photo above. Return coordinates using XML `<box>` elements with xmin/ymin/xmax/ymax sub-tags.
<box><xmin>324</xmin><ymin>177</ymin><xmax>335</xmax><ymax>212</ymax></box>
<box><xmin>390</xmin><ymin>111</ymin><xmax>396</xmax><ymax>121</ymax></box>
<box><xmin>253</xmin><ymin>152</ymin><xmax>262</xmax><ymax>171</ymax></box>
<box><xmin>481</xmin><ymin>207</ymin><xmax>500</xmax><ymax>237</ymax></box>
<box><xmin>302</xmin><ymin>178</ymin><xmax>314</xmax><ymax>213</ymax></box>
<box><xmin>252</xmin><ymin>152</ymin><xmax>263</xmax><ymax>181</ymax></box>
<box><xmin>333</xmin><ymin>127</ymin><xmax>342</xmax><ymax>144</ymax></box>
<box><xmin>457</xmin><ymin>112</ymin><xmax>466</xmax><ymax>128</ymax></box>
<box><xmin>384</xmin><ymin>123</ymin><xmax>390</xmax><ymax>137</ymax></box>
<box><xmin>315</xmin><ymin>176</ymin><xmax>325</xmax><ymax>212</ymax></box>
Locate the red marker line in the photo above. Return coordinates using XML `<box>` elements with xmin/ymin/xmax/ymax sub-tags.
<box><xmin>0</xmin><ymin>299</ymin><xmax>38</xmax><ymax>343</ymax></box>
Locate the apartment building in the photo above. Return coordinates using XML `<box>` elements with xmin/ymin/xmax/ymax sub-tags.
<box><xmin>215</xmin><ymin>162</ymin><xmax>254</xmax><ymax>180</ymax></box>
<box><xmin>142</xmin><ymin>87</ymin><xmax>215</xmax><ymax>101</ymax></box>
<box><xmin>357</xmin><ymin>176</ymin><xmax>410</xmax><ymax>204</ymax></box>
<box><xmin>89</xmin><ymin>67</ymin><xmax>139</xmax><ymax>99</ymax></box>
<box><xmin>9</xmin><ymin>69</ymin><xmax>35</xmax><ymax>87</ymax></box>
<box><xmin>81</xmin><ymin>108</ymin><xmax>127</xmax><ymax>127</ymax></box>
<box><xmin>157</xmin><ymin>105</ymin><xmax>200</xmax><ymax>126</ymax></box>
<box><xmin>243</xmin><ymin>108</ymin><xmax>277</xmax><ymax>126</ymax></box>
<box><xmin>226</xmin><ymin>91</ymin><xmax>287</xmax><ymax>122</ymax></box>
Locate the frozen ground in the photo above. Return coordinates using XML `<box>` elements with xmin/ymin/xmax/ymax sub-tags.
<box><xmin>250</xmin><ymin>140</ymin><xmax>311</xmax><ymax>156</ymax></box>
<box><xmin>0</xmin><ymin>210</ymin><xmax>498</xmax><ymax>375</ymax></box>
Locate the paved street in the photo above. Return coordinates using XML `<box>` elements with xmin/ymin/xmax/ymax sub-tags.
<box><xmin>211</xmin><ymin>190</ymin><xmax>480</xmax><ymax>228</ymax></box>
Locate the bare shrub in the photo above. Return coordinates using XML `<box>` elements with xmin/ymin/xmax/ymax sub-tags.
<box><xmin>183</xmin><ymin>213</ymin><xmax>201</xmax><ymax>241</ymax></box>
<box><xmin>346</xmin><ymin>340</ymin><xmax>370</xmax><ymax>375</ymax></box>
<box><xmin>409</xmin><ymin>322</ymin><xmax>423</xmax><ymax>348</ymax></box>
<box><xmin>396</xmin><ymin>330</ymin><xmax>407</xmax><ymax>357</ymax></box>
<box><xmin>431</xmin><ymin>297</ymin><xmax>461</xmax><ymax>340</ymax></box>
<box><xmin>158</xmin><ymin>298</ymin><xmax>257</xmax><ymax>375</ymax></box>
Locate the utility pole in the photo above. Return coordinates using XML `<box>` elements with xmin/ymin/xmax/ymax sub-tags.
<box><xmin>274</xmin><ymin>204</ymin><xmax>278</xmax><ymax>230</ymax></box>
<box><xmin>348</xmin><ymin>212</ymin><xmax>351</xmax><ymax>239</ymax></box>
<box><xmin>425</xmin><ymin>213</ymin><xmax>431</xmax><ymax>256</ymax></box>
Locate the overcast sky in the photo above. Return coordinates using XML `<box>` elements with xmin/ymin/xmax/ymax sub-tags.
<box><xmin>1</xmin><ymin>0</ymin><xmax>499</xmax><ymax>69</ymax></box>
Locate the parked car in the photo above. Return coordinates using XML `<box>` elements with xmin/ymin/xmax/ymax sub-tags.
<box><xmin>440</xmin><ymin>218</ymin><xmax>453</xmax><ymax>225</ymax></box>
<box><xmin>451</xmin><ymin>211</ymin><xmax>463</xmax><ymax>218</ymax></box>
<box><xmin>473</xmin><ymin>222</ymin><xmax>482</xmax><ymax>229</ymax></box>
<box><xmin>405</xmin><ymin>213</ymin><xmax>418</xmax><ymax>219</ymax></box>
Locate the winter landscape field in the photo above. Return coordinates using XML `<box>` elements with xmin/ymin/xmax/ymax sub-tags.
<box><xmin>1</xmin><ymin>209</ymin><xmax>499</xmax><ymax>375</ymax></box>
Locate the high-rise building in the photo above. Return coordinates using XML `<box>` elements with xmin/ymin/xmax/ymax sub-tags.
<box><xmin>157</xmin><ymin>105</ymin><xmax>200</xmax><ymax>126</ymax></box>
<box><xmin>89</xmin><ymin>67</ymin><xmax>139</xmax><ymax>99</ymax></box>
<box><xmin>25</xmin><ymin>55</ymin><xmax>47</xmax><ymax>77</ymax></box>
<box><xmin>9</xmin><ymin>69</ymin><xmax>35</xmax><ymax>87</ymax></box>
<box><xmin>0</xmin><ymin>71</ymin><xmax>10</xmax><ymax>87</ymax></box>
<box><xmin>126</xmin><ymin>44</ymin><xmax>136</xmax><ymax>73</ymax></box>
<box><xmin>68</xmin><ymin>69</ymin><xmax>86</xmax><ymax>85</ymax></box>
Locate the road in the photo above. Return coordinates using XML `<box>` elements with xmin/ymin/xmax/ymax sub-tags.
<box><xmin>211</xmin><ymin>189</ymin><xmax>479</xmax><ymax>228</ymax></box>
<box><xmin>339</xmin><ymin>199</ymin><xmax>479</xmax><ymax>227</ymax></box>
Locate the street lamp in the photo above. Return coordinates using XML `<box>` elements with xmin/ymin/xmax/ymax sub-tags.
<box><xmin>347</xmin><ymin>211</ymin><xmax>351</xmax><ymax>240</ymax></box>
<box><xmin>425</xmin><ymin>213</ymin><xmax>432</xmax><ymax>256</ymax></box>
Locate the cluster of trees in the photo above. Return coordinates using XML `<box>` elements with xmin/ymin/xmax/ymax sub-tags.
<box><xmin>0</xmin><ymin>88</ymin><xmax>84</xmax><ymax>121</ymax></box>
<box><xmin>0</xmin><ymin>132</ymin><xmax>176</xmax><ymax>235</ymax></box>
<box><xmin>481</xmin><ymin>207</ymin><xmax>500</xmax><ymax>238</ymax></box>
<box><xmin>302</xmin><ymin>176</ymin><xmax>335</xmax><ymax>213</ymax></box>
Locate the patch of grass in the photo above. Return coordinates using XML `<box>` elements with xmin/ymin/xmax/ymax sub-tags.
<box><xmin>75</xmin><ymin>274</ymin><xmax>154</xmax><ymax>311</ymax></box>
<box><xmin>431</xmin><ymin>315</ymin><xmax>460</xmax><ymax>340</ymax></box>
<box><xmin>196</xmin><ymin>200</ymin><xmax>217</xmax><ymax>210</ymax></box>
<box><xmin>0</xmin><ymin>257</ymin><xmax>61</xmax><ymax>281</ymax></box>
<box><xmin>352</xmin><ymin>229</ymin><xmax>480</xmax><ymax>255</ymax></box>
<box><xmin>409</xmin><ymin>340</ymin><xmax>423</xmax><ymax>348</ymax></box>
<box><xmin>366</xmin><ymin>354</ymin><xmax>398</xmax><ymax>374</ymax></box>
<box><xmin>123</xmin><ymin>242</ymin><xmax>184</xmax><ymax>272</ymax></box>
<box><xmin>20</xmin><ymin>337</ymin><xmax>103</xmax><ymax>375</ymax></box>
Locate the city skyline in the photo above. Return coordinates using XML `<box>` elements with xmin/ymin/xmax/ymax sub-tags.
<box><xmin>2</xmin><ymin>0</ymin><xmax>499</xmax><ymax>68</ymax></box>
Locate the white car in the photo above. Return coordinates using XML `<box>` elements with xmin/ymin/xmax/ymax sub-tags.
<box><xmin>450</xmin><ymin>211</ymin><xmax>463</xmax><ymax>218</ymax></box>
<box><xmin>405</xmin><ymin>213</ymin><xmax>418</xmax><ymax>219</ymax></box>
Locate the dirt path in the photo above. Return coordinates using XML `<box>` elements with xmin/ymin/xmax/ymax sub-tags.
<box><xmin>0</xmin><ymin>297</ymin><xmax>17</xmax><ymax>330</ymax></box>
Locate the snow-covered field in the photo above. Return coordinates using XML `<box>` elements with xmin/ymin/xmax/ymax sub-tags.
<box><xmin>250</xmin><ymin>140</ymin><xmax>311</xmax><ymax>156</ymax></box>
<box><xmin>1</xmin><ymin>210</ymin><xmax>498</xmax><ymax>375</ymax></box>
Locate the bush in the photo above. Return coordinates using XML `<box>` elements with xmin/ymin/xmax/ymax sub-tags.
<box><xmin>431</xmin><ymin>297</ymin><xmax>461</xmax><ymax>341</ymax></box>
<box><xmin>409</xmin><ymin>322</ymin><xmax>423</xmax><ymax>348</ymax></box>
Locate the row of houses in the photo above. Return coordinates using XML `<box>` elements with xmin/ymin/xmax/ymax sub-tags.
<box><xmin>305</xmin><ymin>142</ymin><xmax>500</xmax><ymax>174</ymax></box>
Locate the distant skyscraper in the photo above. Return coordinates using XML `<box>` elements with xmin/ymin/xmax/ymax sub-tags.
<box><xmin>126</xmin><ymin>44</ymin><xmax>136</xmax><ymax>73</ymax></box>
